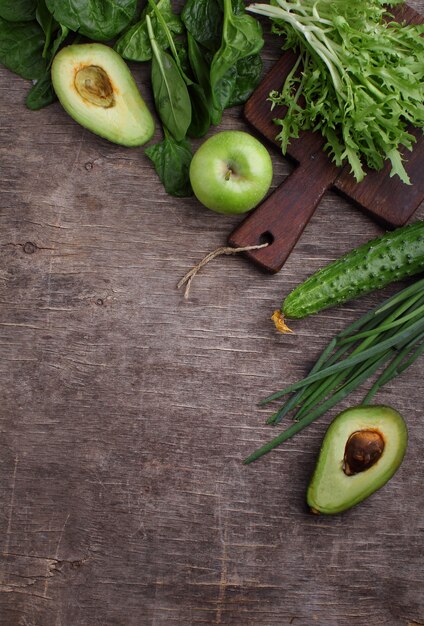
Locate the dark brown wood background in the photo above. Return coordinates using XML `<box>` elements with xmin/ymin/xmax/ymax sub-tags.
<box><xmin>1</xmin><ymin>2</ymin><xmax>423</xmax><ymax>624</ymax></box>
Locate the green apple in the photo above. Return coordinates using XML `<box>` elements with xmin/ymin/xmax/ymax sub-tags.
<box><xmin>189</xmin><ymin>130</ymin><xmax>273</xmax><ymax>215</ymax></box>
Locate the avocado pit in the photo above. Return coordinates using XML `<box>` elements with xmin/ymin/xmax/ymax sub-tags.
<box><xmin>343</xmin><ymin>429</ymin><xmax>385</xmax><ymax>476</ymax></box>
<box><xmin>74</xmin><ymin>65</ymin><xmax>115</xmax><ymax>108</ymax></box>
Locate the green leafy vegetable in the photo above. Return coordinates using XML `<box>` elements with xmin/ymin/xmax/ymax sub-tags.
<box><xmin>144</xmin><ymin>1</ymin><xmax>204</xmax><ymax>194</ymax></box>
<box><xmin>0</xmin><ymin>17</ymin><xmax>45</xmax><ymax>79</ymax></box>
<box><xmin>248</xmin><ymin>0</ymin><xmax>424</xmax><ymax>183</ymax></box>
<box><xmin>36</xmin><ymin>0</ymin><xmax>56</xmax><ymax>57</ymax></box>
<box><xmin>186</xmin><ymin>33</ymin><xmax>220</xmax><ymax>132</ymax></box>
<box><xmin>183</xmin><ymin>0</ymin><xmax>263</xmax><ymax>123</ymax></box>
<box><xmin>114</xmin><ymin>0</ymin><xmax>182</xmax><ymax>62</ymax></box>
<box><xmin>45</xmin><ymin>0</ymin><xmax>137</xmax><ymax>41</ymax></box>
<box><xmin>26</xmin><ymin>67</ymin><xmax>54</xmax><ymax>109</ymax></box>
<box><xmin>47</xmin><ymin>22</ymin><xmax>69</xmax><ymax>59</ymax></box>
<box><xmin>181</xmin><ymin>0</ymin><xmax>222</xmax><ymax>51</ymax></box>
<box><xmin>186</xmin><ymin>84</ymin><xmax>211</xmax><ymax>138</ymax></box>
<box><xmin>210</xmin><ymin>0</ymin><xmax>263</xmax><ymax>124</ymax></box>
<box><xmin>147</xmin><ymin>0</ymin><xmax>210</xmax><ymax>139</ymax></box>
<box><xmin>25</xmin><ymin>23</ymin><xmax>69</xmax><ymax>110</ymax></box>
<box><xmin>0</xmin><ymin>0</ymin><xmax>36</xmax><ymax>22</ymax></box>
<box><xmin>244</xmin><ymin>278</ymin><xmax>424</xmax><ymax>464</ymax></box>
<box><xmin>145</xmin><ymin>131</ymin><xmax>193</xmax><ymax>197</ymax></box>
<box><xmin>228</xmin><ymin>54</ymin><xmax>263</xmax><ymax>107</ymax></box>
<box><xmin>146</xmin><ymin>14</ymin><xmax>191</xmax><ymax>142</ymax></box>
<box><xmin>186</xmin><ymin>33</ymin><xmax>209</xmax><ymax>93</ymax></box>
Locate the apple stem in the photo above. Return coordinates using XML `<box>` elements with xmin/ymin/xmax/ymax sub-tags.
<box><xmin>225</xmin><ymin>168</ymin><xmax>232</xmax><ymax>181</ymax></box>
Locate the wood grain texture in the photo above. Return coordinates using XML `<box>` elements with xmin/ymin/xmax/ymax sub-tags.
<box><xmin>0</xmin><ymin>2</ymin><xmax>423</xmax><ymax>625</ymax></box>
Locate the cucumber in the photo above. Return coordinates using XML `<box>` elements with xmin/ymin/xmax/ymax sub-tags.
<box><xmin>281</xmin><ymin>220</ymin><xmax>424</xmax><ymax>320</ymax></box>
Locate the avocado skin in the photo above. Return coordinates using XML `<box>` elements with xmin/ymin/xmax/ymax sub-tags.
<box><xmin>307</xmin><ymin>405</ymin><xmax>408</xmax><ymax>515</ymax></box>
<box><xmin>52</xmin><ymin>43</ymin><xmax>155</xmax><ymax>147</ymax></box>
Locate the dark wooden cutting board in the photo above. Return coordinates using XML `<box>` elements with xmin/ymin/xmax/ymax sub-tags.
<box><xmin>228</xmin><ymin>3</ymin><xmax>424</xmax><ymax>273</ymax></box>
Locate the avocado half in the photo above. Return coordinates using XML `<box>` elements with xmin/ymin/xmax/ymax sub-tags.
<box><xmin>307</xmin><ymin>405</ymin><xmax>407</xmax><ymax>515</ymax></box>
<box><xmin>51</xmin><ymin>43</ymin><xmax>155</xmax><ymax>147</ymax></box>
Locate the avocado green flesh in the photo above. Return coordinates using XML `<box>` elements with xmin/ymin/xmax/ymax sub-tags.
<box><xmin>307</xmin><ymin>405</ymin><xmax>407</xmax><ymax>515</ymax></box>
<box><xmin>51</xmin><ymin>43</ymin><xmax>155</xmax><ymax>147</ymax></box>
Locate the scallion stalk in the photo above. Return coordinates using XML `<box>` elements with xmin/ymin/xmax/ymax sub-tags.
<box><xmin>244</xmin><ymin>280</ymin><xmax>424</xmax><ymax>464</ymax></box>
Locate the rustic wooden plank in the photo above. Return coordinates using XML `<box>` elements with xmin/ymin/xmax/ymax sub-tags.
<box><xmin>0</xmin><ymin>2</ymin><xmax>423</xmax><ymax>625</ymax></box>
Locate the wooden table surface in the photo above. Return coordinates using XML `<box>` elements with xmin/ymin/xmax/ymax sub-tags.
<box><xmin>1</xmin><ymin>3</ymin><xmax>423</xmax><ymax>625</ymax></box>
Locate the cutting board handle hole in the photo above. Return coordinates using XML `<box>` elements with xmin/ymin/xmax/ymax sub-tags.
<box><xmin>259</xmin><ymin>231</ymin><xmax>274</xmax><ymax>246</ymax></box>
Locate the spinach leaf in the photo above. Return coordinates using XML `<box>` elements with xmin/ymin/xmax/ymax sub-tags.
<box><xmin>210</xmin><ymin>67</ymin><xmax>237</xmax><ymax>125</ymax></box>
<box><xmin>36</xmin><ymin>0</ymin><xmax>56</xmax><ymax>57</ymax></box>
<box><xmin>25</xmin><ymin>66</ymin><xmax>54</xmax><ymax>109</ymax></box>
<box><xmin>0</xmin><ymin>0</ymin><xmax>36</xmax><ymax>22</ymax></box>
<box><xmin>186</xmin><ymin>35</ymin><xmax>219</xmax><ymax>135</ymax></box>
<box><xmin>181</xmin><ymin>0</ymin><xmax>247</xmax><ymax>52</ymax></box>
<box><xmin>209</xmin><ymin>52</ymin><xmax>262</xmax><ymax>120</ymax></box>
<box><xmin>114</xmin><ymin>18</ymin><xmax>154</xmax><ymax>62</ymax></box>
<box><xmin>147</xmin><ymin>14</ymin><xmax>191</xmax><ymax>142</ymax></box>
<box><xmin>48</xmin><ymin>23</ymin><xmax>69</xmax><ymax>59</ymax></box>
<box><xmin>145</xmin><ymin>132</ymin><xmax>193</xmax><ymax>197</ymax></box>
<box><xmin>227</xmin><ymin>53</ymin><xmax>263</xmax><ymax>107</ymax></box>
<box><xmin>162</xmin><ymin>35</ymin><xmax>210</xmax><ymax>138</ymax></box>
<box><xmin>115</xmin><ymin>0</ymin><xmax>182</xmax><ymax>62</ymax></box>
<box><xmin>25</xmin><ymin>23</ymin><xmax>69</xmax><ymax>110</ymax></box>
<box><xmin>181</xmin><ymin>0</ymin><xmax>222</xmax><ymax>52</ymax></box>
<box><xmin>187</xmin><ymin>83</ymin><xmax>210</xmax><ymax>138</ymax></box>
<box><xmin>0</xmin><ymin>17</ymin><xmax>45</xmax><ymax>79</ymax></box>
<box><xmin>148</xmin><ymin>0</ymin><xmax>191</xmax><ymax>84</ymax></box>
<box><xmin>183</xmin><ymin>0</ymin><xmax>263</xmax><ymax>126</ymax></box>
<box><xmin>210</xmin><ymin>0</ymin><xmax>263</xmax><ymax>124</ymax></box>
<box><xmin>231</xmin><ymin>0</ymin><xmax>246</xmax><ymax>16</ymax></box>
<box><xmin>44</xmin><ymin>0</ymin><xmax>137</xmax><ymax>41</ymax></box>
<box><xmin>186</xmin><ymin>34</ymin><xmax>209</xmax><ymax>94</ymax></box>
<box><xmin>147</xmin><ymin>0</ymin><xmax>210</xmax><ymax>139</ymax></box>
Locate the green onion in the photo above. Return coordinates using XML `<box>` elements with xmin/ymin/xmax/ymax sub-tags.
<box><xmin>244</xmin><ymin>279</ymin><xmax>424</xmax><ymax>464</ymax></box>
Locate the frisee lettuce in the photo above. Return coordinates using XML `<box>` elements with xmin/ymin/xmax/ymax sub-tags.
<box><xmin>248</xmin><ymin>0</ymin><xmax>424</xmax><ymax>183</ymax></box>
